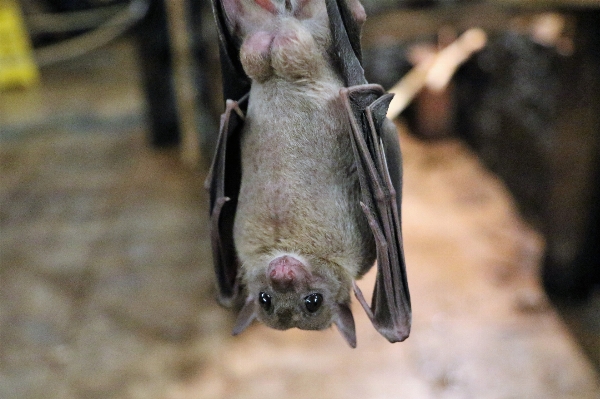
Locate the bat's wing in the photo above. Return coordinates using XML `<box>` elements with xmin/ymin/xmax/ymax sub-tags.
<box><xmin>325</xmin><ymin>0</ymin><xmax>366</xmax><ymax>87</ymax></box>
<box><xmin>328</xmin><ymin>0</ymin><xmax>412</xmax><ymax>342</ymax></box>
<box><xmin>210</xmin><ymin>0</ymin><xmax>251</xmax><ymax>104</ymax></box>
<box><xmin>342</xmin><ymin>86</ymin><xmax>411</xmax><ymax>342</ymax></box>
<box><xmin>206</xmin><ymin>0</ymin><xmax>251</xmax><ymax>306</ymax></box>
<box><xmin>205</xmin><ymin>95</ymin><xmax>248</xmax><ymax>306</ymax></box>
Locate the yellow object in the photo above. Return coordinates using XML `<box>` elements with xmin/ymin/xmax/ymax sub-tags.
<box><xmin>0</xmin><ymin>0</ymin><xmax>39</xmax><ymax>90</ymax></box>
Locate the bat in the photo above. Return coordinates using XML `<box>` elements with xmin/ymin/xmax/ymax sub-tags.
<box><xmin>206</xmin><ymin>0</ymin><xmax>411</xmax><ymax>347</ymax></box>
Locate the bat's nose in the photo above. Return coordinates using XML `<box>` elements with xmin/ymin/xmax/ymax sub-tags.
<box><xmin>268</xmin><ymin>255</ymin><xmax>307</xmax><ymax>291</ymax></box>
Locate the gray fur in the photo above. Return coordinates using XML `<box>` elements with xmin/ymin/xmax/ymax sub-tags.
<box><xmin>229</xmin><ymin>0</ymin><xmax>375</xmax><ymax>334</ymax></box>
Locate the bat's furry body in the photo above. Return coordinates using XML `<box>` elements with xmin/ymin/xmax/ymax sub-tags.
<box><xmin>236</xmin><ymin>78</ymin><xmax>377</xmax><ymax>293</ymax></box>
<box><xmin>231</xmin><ymin>1</ymin><xmax>375</xmax><ymax>334</ymax></box>
<box><xmin>209</xmin><ymin>0</ymin><xmax>411</xmax><ymax>346</ymax></box>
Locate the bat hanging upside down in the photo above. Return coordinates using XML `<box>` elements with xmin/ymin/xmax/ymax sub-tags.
<box><xmin>206</xmin><ymin>0</ymin><xmax>411</xmax><ymax>347</ymax></box>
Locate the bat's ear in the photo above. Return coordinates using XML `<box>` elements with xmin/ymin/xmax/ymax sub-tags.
<box><xmin>232</xmin><ymin>296</ymin><xmax>257</xmax><ymax>336</ymax></box>
<box><xmin>334</xmin><ymin>303</ymin><xmax>357</xmax><ymax>348</ymax></box>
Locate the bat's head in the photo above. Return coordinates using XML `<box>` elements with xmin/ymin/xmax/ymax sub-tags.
<box><xmin>233</xmin><ymin>254</ymin><xmax>357</xmax><ymax>347</ymax></box>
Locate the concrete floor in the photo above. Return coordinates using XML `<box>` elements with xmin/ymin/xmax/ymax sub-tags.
<box><xmin>1</xmin><ymin>39</ymin><xmax>599</xmax><ymax>399</ymax></box>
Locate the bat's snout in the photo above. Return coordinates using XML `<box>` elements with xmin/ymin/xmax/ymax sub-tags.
<box><xmin>267</xmin><ymin>255</ymin><xmax>307</xmax><ymax>291</ymax></box>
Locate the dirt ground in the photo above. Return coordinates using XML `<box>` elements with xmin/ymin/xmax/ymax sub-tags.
<box><xmin>1</xmin><ymin>39</ymin><xmax>598</xmax><ymax>399</ymax></box>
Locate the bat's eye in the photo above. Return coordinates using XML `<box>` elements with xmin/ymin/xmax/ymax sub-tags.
<box><xmin>304</xmin><ymin>293</ymin><xmax>323</xmax><ymax>313</ymax></box>
<box><xmin>258</xmin><ymin>291</ymin><xmax>272</xmax><ymax>312</ymax></box>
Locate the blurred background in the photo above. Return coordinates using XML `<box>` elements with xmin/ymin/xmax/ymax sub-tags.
<box><xmin>1</xmin><ymin>0</ymin><xmax>599</xmax><ymax>398</ymax></box>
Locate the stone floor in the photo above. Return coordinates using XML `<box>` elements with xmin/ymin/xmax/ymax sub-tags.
<box><xmin>1</xmin><ymin>39</ymin><xmax>599</xmax><ymax>399</ymax></box>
